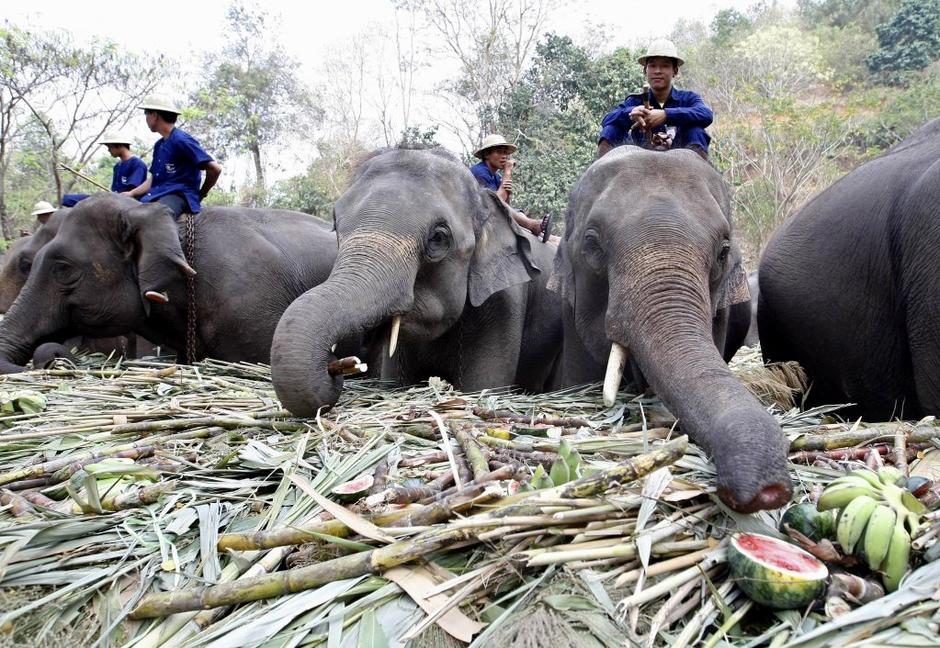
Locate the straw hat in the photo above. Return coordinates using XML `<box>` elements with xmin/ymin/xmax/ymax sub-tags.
<box><xmin>98</xmin><ymin>132</ymin><xmax>132</xmax><ymax>146</ymax></box>
<box><xmin>474</xmin><ymin>134</ymin><xmax>517</xmax><ymax>159</ymax></box>
<box><xmin>637</xmin><ymin>39</ymin><xmax>684</xmax><ymax>67</ymax></box>
<box><xmin>138</xmin><ymin>95</ymin><xmax>182</xmax><ymax>114</ymax></box>
<box><xmin>30</xmin><ymin>201</ymin><xmax>56</xmax><ymax>217</ymax></box>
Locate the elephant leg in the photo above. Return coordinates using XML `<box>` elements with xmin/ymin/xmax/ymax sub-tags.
<box><xmin>452</xmin><ymin>290</ymin><xmax>524</xmax><ymax>391</ymax></box>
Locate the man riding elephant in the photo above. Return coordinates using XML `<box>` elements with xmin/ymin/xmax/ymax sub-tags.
<box><xmin>61</xmin><ymin>132</ymin><xmax>149</xmax><ymax>207</ymax></box>
<box><xmin>0</xmin><ymin>194</ymin><xmax>338</xmax><ymax>372</ymax></box>
<box><xmin>596</xmin><ymin>39</ymin><xmax>713</xmax><ymax>159</ymax></box>
<box><xmin>124</xmin><ymin>95</ymin><xmax>223</xmax><ymax>305</ymax></box>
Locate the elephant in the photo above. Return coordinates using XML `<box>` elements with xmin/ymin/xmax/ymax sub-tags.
<box><xmin>270</xmin><ymin>147</ymin><xmax>562</xmax><ymax>416</ymax></box>
<box><xmin>759</xmin><ymin>117</ymin><xmax>940</xmax><ymax>420</ymax></box>
<box><xmin>0</xmin><ymin>193</ymin><xmax>338</xmax><ymax>372</ymax></box>
<box><xmin>742</xmin><ymin>271</ymin><xmax>760</xmax><ymax>347</ymax></box>
<box><xmin>0</xmin><ymin>209</ymin><xmax>68</xmax><ymax>313</ymax></box>
<box><xmin>552</xmin><ymin>145</ymin><xmax>790</xmax><ymax>513</ymax></box>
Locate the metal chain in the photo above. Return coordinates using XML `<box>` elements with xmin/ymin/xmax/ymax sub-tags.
<box><xmin>184</xmin><ymin>214</ymin><xmax>197</xmax><ymax>364</ymax></box>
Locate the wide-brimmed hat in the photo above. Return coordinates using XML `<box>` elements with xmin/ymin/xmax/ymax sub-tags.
<box><xmin>98</xmin><ymin>132</ymin><xmax>132</xmax><ymax>146</ymax></box>
<box><xmin>138</xmin><ymin>95</ymin><xmax>182</xmax><ymax>114</ymax></box>
<box><xmin>637</xmin><ymin>38</ymin><xmax>684</xmax><ymax>67</ymax></box>
<box><xmin>474</xmin><ymin>134</ymin><xmax>518</xmax><ymax>159</ymax></box>
<box><xmin>30</xmin><ymin>201</ymin><xmax>56</xmax><ymax>216</ymax></box>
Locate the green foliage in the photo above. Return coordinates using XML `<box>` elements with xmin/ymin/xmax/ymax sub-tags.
<box><xmin>867</xmin><ymin>0</ymin><xmax>940</xmax><ymax>77</ymax></box>
<box><xmin>497</xmin><ymin>34</ymin><xmax>643</xmax><ymax>220</ymax></box>
<box><xmin>711</xmin><ymin>9</ymin><xmax>752</xmax><ymax>45</ymax></box>
<box><xmin>798</xmin><ymin>0</ymin><xmax>902</xmax><ymax>31</ymax></box>
<box><xmin>186</xmin><ymin>2</ymin><xmax>321</xmax><ymax>189</ymax></box>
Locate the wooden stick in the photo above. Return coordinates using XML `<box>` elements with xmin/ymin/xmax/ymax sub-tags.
<box><xmin>59</xmin><ymin>162</ymin><xmax>109</xmax><ymax>191</ymax></box>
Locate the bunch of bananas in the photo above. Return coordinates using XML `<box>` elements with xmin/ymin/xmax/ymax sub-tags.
<box><xmin>817</xmin><ymin>466</ymin><xmax>926</xmax><ymax>591</ymax></box>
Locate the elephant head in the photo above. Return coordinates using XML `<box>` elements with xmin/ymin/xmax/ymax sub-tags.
<box><xmin>0</xmin><ymin>193</ymin><xmax>193</xmax><ymax>373</ymax></box>
<box><xmin>554</xmin><ymin>146</ymin><xmax>791</xmax><ymax>513</ymax></box>
<box><xmin>0</xmin><ymin>208</ymin><xmax>69</xmax><ymax>313</ymax></box>
<box><xmin>271</xmin><ymin>147</ymin><xmax>540</xmax><ymax>416</ymax></box>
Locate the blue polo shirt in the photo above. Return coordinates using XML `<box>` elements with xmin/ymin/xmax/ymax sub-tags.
<box><xmin>470</xmin><ymin>160</ymin><xmax>501</xmax><ymax>191</ymax></box>
<box><xmin>599</xmin><ymin>87</ymin><xmax>713</xmax><ymax>152</ymax></box>
<box><xmin>111</xmin><ymin>156</ymin><xmax>148</xmax><ymax>192</ymax></box>
<box><xmin>142</xmin><ymin>127</ymin><xmax>214</xmax><ymax>213</ymax></box>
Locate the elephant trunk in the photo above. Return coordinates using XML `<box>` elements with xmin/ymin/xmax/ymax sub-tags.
<box><xmin>271</xmin><ymin>233</ymin><xmax>419</xmax><ymax>416</ymax></box>
<box><xmin>0</xmin><ymin>288</ymin><xmax>67</xmax><ymax>373</ymax></box>
<box><xmin>608</xmin><ymin>249</ymin><xmax>792</xmax><ymax>513</ymax></box>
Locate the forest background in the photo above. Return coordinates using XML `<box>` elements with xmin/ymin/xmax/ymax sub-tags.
<box><xmin>2</xmin><ymin>0</ymin><xmax>939</xmax><ymax>264</ymax></box>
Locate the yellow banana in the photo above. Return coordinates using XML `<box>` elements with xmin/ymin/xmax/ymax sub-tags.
<box><xmin>836</xmin><ymin>494</ymin><xmax>878</xmax><ymax>553</ymax></box>
<box><xmin>846</xmin><ymin>469</ymin><xmax>883</xmax><ymax>489</ymax></box>
<box><xmin>817</xmin><ymin>483</ymin><xmax>881</xmax><ymax>511</ymax></box>
<box><xmin>881</xmin><ymin>521</ymin><xmax>912</xmax><ymax>592</ymax></box>
<box><xmin>862</xmin><ymin>504</ymin><xmax>896</xmax><ymax>570</ymax></box>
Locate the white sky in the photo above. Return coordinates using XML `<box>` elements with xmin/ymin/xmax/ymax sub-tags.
<box><xmin>6</xmin><ymin>0</ymin><xmax>785</xmax><ymax>184</ymax></box>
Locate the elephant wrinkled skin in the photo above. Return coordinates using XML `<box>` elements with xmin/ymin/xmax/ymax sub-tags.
<box><xmin>0</xmin><ymin>193</ymin><xmax>337</xmax><ymax>371</ymax></box>
<box><xmin>271</xmin><ymin>147</ymin><xmax>562</xmax><ymax>416</ymax></box>
<box><xmin>553</xmin><ymin>146</ymin><xmax>789</xmax><ymax>513</ymax></box>
<box><xmin>760</xmin><ymin>117</ymin><xmax>940</xmax><ymax>419</ymax></box>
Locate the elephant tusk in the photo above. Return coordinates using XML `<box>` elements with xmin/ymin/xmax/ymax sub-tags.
<box><xmin>388</xmin><ymin>316</ymin><xmax>401</xmax><ymax>358</ymax></box>
<box><xmin>603</xmin><ymin>343</ymin><xmax>629</xmax><ymax>407</ymax></box>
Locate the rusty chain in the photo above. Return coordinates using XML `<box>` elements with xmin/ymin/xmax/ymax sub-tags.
<box><xmin>184</xmin><ymin>214</ymin><xmax>197</xmax><ymax>364</ymax></box>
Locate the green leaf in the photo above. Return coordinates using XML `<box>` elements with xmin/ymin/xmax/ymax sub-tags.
<box><xmin>549</xmin><ymin>458</ymin><xmax>570</xmax><ymax>486</ymax></box>
<box><xmin>543</xmin><ymin>594</ymin><xmax>597</xmax><ymax>611</ymax></box>
<box><xmin>358</xmin><ymin>608</ymin><xmax>389</xmax><ymax>648</ymax></box>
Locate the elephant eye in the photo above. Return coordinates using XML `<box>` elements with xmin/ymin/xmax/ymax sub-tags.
<box><xmin>425</xmin><ymin>224</ymin><xmax>451</xmax><ymax>260</ymax></box>
<box><xmin>583</xmin><ymin>229</ymin><xmax>606</xmax><ymax>272</ymax></box>
<box><xmin>51</xmin><ymin>259</ymin><xmax>80</xmax><ymax>286</ymax></box>
<box><xmin>18</xmin><ymin>256</ymin><xmax>31</xmax><ymax>274</ymax></box>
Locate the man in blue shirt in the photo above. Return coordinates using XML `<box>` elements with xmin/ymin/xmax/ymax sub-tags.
<box><xmin>61</xmin><ymin>133</ymin><xmax>149</xmax><ymax>207</ymax></box>
<box><xmin>125</xmin><ymin>96</ymin><xmax>222</xmax><ymax>304</ymax></box>
<box><xmin>597</xmin><ymin>39</ymin><xmax>713</xmax><ymax>159</ymax></box>
<box><xmin>470</xmin><ymin>134</ymin><xmax>545</xmax><ymax>237</ymax></box>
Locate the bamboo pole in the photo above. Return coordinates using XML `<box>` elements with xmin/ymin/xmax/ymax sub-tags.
<box><xmin>789</xmin><ymin>423</ymin><xmax>939</xmax><ymax>451</ymax></box>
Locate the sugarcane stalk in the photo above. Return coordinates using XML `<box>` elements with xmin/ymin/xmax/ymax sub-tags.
<box><xmin>111</xmin><ymin>416</ymin><xmax>306</xmax><ymax>435</ymax></box>
<box><xmin>616</xmin><ymin>547</ymin><xmax>727</xmax><ymax>610</ymax></box>
<box><xmin>0</xmin><ymin>488</ymin><xmax>37</xmax><ymax>517</ymax></box>
<box><xmin>789</xmin><ymin>423</ymin><xmax>939</xmax><ymax>451</ymax></box>
<box><xmin>20</xmin><ymin>490</ymin><xmax>56</xmax><ymax>508</ymax></box>
<box><xmin>894</xmin><ymin>427</ymin><xmax>909</xmax><ymax>476</ymax></box>
<box><xmin>471</xmin><ymin>406</ymin><xmax>591</xmax><ymax>429</ymax></box>
<box><xmin>109</xmin><ymin>481</ymin><xmax>175</xmax><ymax>510</ymax></box>
<box><xmin>454</xmin><ymin>426</ymin><xmax>489</xmax><ymax>480</ymax></box>
<box><xmin>614</xmin><ymin>544</ymin><xmax>718</xmax><ymax>586</ymax></box>
<box><xmin>418</xmin><ymin>464</ymin><xmax>516</xmax><ymax>504</ymax></box>
<box><xmin>131</xmin><ymin>526</ymin><xmax>477</xmax><ymax>619</ymax></box>
<box><xmin>49</xmin><ymin>447</ymin><xmax>157</xmax><ymax>484</ymax></box>
<box><xmin>559</xmin><ymin>436</ymin><xmax>687</xmax><ymax>498</ymax></box>
<box><xmin>701</xmin><ymin>600</ymin><xmax>753</xmax><ymax>648</ymax></box>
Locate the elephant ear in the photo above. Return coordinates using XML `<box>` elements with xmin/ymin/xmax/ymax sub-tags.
<box><xmin>122</xmin><ymin>203</ymin><xmax>195</xmax><ymax>297</ymax></box>
<box><xmin>468</xmin><ymin>190</ymin><xmax>540</xmax><ymax>308</ymax></box>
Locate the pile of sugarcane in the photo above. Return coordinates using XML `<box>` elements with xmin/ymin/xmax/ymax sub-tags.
<box><xmin>0</xmin><ymin>352</ymin><xmax>938</xmax><ymax>647</ymax></box>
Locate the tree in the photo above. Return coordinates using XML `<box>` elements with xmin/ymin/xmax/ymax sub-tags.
<box><xmin>403</xmin><ymin>0</ymin><xmax>557</xmax><ymax>153</ymax></box>
<box><xmin>188</xmin><ymin>1</ymin><xmax>321</xmax><ymax>192</ymax></box>
<box><xmin>866</xmin><ymin>0</ymin><xmax>940</xmax><ymax>76</ymax></box>
<box><xmin>0</xmin><ymin>23</ymin><xmax>160</xmax><ymax>239</ymax></box>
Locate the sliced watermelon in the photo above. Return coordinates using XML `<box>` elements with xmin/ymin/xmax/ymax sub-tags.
<box><xmin>331</xmin><ymin>475</ymin><xmax>374</xmax><ymax>503</ymax></box>
<box><xmin>729</xmin><ymin>533</ymin><xmax>828</xmax><ymax>610</ymax></box>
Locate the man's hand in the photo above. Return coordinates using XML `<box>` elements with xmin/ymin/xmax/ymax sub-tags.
<box><xmin>646</xmin><ymin>109</ymin><xmax>667</xmax><ymax>128</ymax></box>
<box><xmin>629</xmin><ymin>105</ymin><xmax>650</xmax><ymax>128</ymax></box>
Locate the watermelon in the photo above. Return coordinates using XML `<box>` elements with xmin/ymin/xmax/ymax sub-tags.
<box><xmin>729</xmin><ymin>533</ymin><xmax>828</xmax><ymax>610</ymax></box>
<box><xmin>331</xmin><ymin>475</ymin><xmax>374</xmax><ymax>503</ymax></box>
<box><xmin>780</xmin><ymin>502</ymin><xmax>836</xmax><ymax>541</ymax></box>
